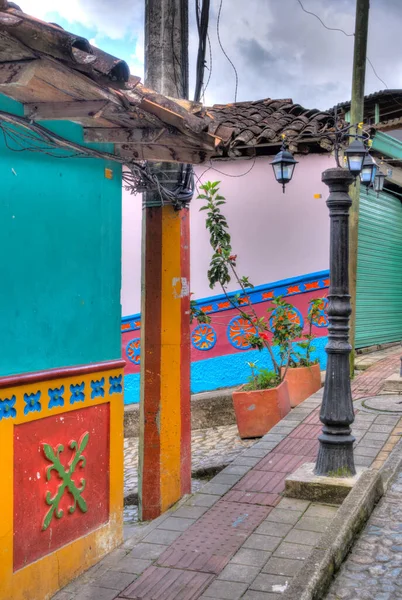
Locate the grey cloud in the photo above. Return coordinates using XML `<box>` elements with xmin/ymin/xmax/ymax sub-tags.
<box><xmin>25</xmin><ymin>0</ymin><xmax>402</xmax><ymax>111</ymax></box>
<box><xmin>237</xmin><ymin>39</ymin><xmax>277</xmax><ymax>68</ymax></box>
<box><xmin>194</xmin><ymin>0</ymin><xmax>402</xmax><ymax>110</ymax></box>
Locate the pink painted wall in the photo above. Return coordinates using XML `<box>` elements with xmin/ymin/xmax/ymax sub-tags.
<box><xmin>121</xmin><ymin>179</ymin><xmax>142</xmax><ymax>316</ymax></box>
<box><xmin>121</xmin><ymin>154</ymin><xmax>335</xmax><ymax>316</ymax></box>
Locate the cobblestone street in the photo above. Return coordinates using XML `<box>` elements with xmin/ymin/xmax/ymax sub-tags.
<box><xmin>124</xmin><ymin>425</ymin><xmax>256</xmax><ymax>523</ymax></box>
<box><xmin>326</xmin><ymin>465</ymin><xmax>402</xmax><ymax>600</ymax></box>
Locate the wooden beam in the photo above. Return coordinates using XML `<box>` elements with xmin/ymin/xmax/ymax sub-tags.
<box><xmin>127</xmin><ymin>87</ymin><xmax>210</xmax><ymax>136</ymax></box>
<box><xmin>24</xmin><ymin>100</ymin><xmax>110</xmax><ymax>120</ymax></box>
<box><xmin>116</xmin><ymin>143</ymin><xmax>211</xmax><ymax>164</ymax></box>
<box><xmin>84</xmin><ymin>127</ymin><xmax>172</xmax><ymax>145</ymax></box>
<box><xmin>83</xmin><ymin>126</ymin><xmax>217</xmax><ymax>151</ymax></box>
<box><xmin>377</xmin><ymin>160</ymin><xmax>402</xmax><ymax>188</ymax></box>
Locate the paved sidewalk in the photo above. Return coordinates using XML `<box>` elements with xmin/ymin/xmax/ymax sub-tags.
<box><xmin>53</xmin><ymin>354</ymin><xmax>402</xmax><ymax>600</ymax></box>
<box><xmin>351</xmin><ymin>348</ymin><xmax>400</xmax><ymax>400</ymax></box>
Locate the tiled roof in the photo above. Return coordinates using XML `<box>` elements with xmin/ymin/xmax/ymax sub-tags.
<box><xmin>336</xmin><ymin>89</ymin><xmax>402</xmax><ymax>110</ymax></box>
<box><xmin>207</xmin><ymin>98</ymin><xmax>337</xmax><ymax>153</ymax></box>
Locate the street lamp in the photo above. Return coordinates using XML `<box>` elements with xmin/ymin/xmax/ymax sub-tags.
<box><xmin>344</xmin><ymin>138</ymin><xmax>367</xmax><ymax>176</ymax></box>
<box><xmin>373</xmin><ymin>170</ymin><xmax>386</xmax><ymax>195</ymax></box>
<box><xmin>315</xmin><ymin>167</ymin><xmax>356</xmax><ymax>477</ymax></box>
<box><xmin>360</xmin><ymin>154</ymin><xmax>377</xmax><ymax>190</ymax></box>
<box><xmin>271</xmin><ymin>146</ymin><xmax>298</xmax><ymax>193</ymax></box>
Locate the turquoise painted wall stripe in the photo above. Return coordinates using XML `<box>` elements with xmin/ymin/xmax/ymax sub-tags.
<box><xmin>0</xmin><ymin>95</ymin><xmax>122</xmax><ymax>376</ymax></box>
<box><xmin>123</xmin><ymin>337</ymin><xmax>328</xmax><ymax>405</ymax></box>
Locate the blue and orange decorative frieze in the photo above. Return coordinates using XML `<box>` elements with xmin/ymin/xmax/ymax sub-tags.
<box><xmin>121</xmin><ymin>270</ymin><xmax>330</xmax><ymax>404</ymax></box>
<box><xmin>0</xmin><ymin>359</ymin><xmax>125</xmax><ymax>600</ymax></box>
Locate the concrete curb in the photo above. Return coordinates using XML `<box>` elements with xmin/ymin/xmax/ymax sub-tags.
<box><xmin>285</xmin><ymin>438</ymin><xmax>402</xmax><ymax>600</ymax></box>
<box><xmin>124</xmin><ymin>388</ymin><xmax>237</xmax><ymax>437</ymax></box>
<box><xmin>124</xmin><ymin>378</ymin><xmax>325</xmax><ymax>437</ymax></box>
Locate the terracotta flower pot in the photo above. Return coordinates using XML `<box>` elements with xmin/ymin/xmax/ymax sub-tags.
<box><xmin>283</xmin><ymin>363</ymin><xmax>321</xmax><ymax>407</ymax></box>
<box><xmin>232</xmin><ymin>380</ymin><xmax>291</xmax><ymax>439</ymax></box>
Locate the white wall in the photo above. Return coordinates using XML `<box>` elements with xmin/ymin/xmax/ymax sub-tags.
<box><xmin>121</xmin><ymin>153</ymin><xmax>335</xmax><ymax>316</ymax></box>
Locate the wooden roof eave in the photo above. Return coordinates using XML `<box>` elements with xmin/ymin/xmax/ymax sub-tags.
<box><xmin>0</xmin><ymin>59</ymin><xmax>222</xmax><ymax>162</ymax></box>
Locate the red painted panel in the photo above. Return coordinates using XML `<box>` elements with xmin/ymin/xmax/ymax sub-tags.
<box><xmin>13</xmin><ymin>404</ymin><xmax>110</xmax><ymax>571</ymax></box>
<box><xmin>190</xmin><ymin>289</ymin><xmax>328</xmax><ymax>362</ymax></box>
<box><xmin>139</xmin><ymin>206</ymin><xmax>162</xmax><ymax>520</ymax></box>
<box><xmin>121</xmin><ymin>288</ymin><xmax>328</xmax><ymax>370</ymax></box>
<box><xmin>180</xmin><ymin>209</ymin><xmax>191</xmax><ymax>495</ymax></box>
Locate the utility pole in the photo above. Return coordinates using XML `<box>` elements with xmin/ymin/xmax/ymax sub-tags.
<box><xmin>138</xmin><ymin>0</ymin><xmax>191</xmax><ymax>521</ymax></box>
<box><xmin>348</xmin><ymin>0</ymin><xmax>370</xmax><ymax>376</ymax></box>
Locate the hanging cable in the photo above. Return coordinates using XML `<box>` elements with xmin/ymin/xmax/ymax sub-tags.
<box><xmin>217</xmin><ymin>0</ymin><xmax>239</xmax><ymax>102</ymax></box>
<box><xmin>295</xmin><ymin>0</ymin><xmax>402</xmax><ymax>120</ymax></box>
<box><xmin>202</xmin><ymin>33</ymin><xmax>213</xmax><ymax>101</ymax></box>
<box><xmin>194</xmin><ymin>0</ymin><xmax>210</xmax><ymax>102</ymax></box>
<box><xmin>296</xmin><ymin>0</ymin><xmax>354</xmax><ymax>37</ymax></box>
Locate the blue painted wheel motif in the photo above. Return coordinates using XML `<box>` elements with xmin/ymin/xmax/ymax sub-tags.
<box><xmin>191</xmin><ymin>324</ymin><xmax>217</xmax><ymax>351</ymax></box>
<box><xmin>311</xmin><ymin>298</ymin><xmax>328</xmax><ymax>328</ymax></box>
<box><xmin>227</xmin><ymin>316</ymin><xmax>257</xmax><ymax>350</ymax></box>
<box><xmin>127</xmin><ymin>338</ymin><xmax>141</xmax><ymax>364</ymax></box>
<box><xmin>269</xmin><ymin>306</ymin><xmax>304</xmax><ymax>330</ymax></box>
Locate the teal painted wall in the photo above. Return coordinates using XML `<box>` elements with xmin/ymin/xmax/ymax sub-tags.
<box><xmin>0</xmin><ymin>95</ymin><xmax>122</xmax><ymax>376</ymax></box>
<box><xmin>356</xmin><ymin>188</ymin><xmax>402</xmax><ymax>347</ymax></box>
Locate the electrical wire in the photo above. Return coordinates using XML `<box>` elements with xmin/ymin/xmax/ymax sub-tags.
<box><xmin>0</xmin><ymin>110</ymin><xmax>195</xmax><ymax>206</ymax></box>
<box><xmin>194</xmin><ymin>155</ymin><xmax>257</xmax><ymax>195</ymax></box>
<box><xmin>295</xmin><ymin>0</ymin><xmax>402</xmax><ymax>124</ymax></box>
<box><xmin>207</xmin><ymin>155</ymin><xmax>257</xmax><ymax>178</ymax></box>
<box><xmin>194</xmin><ymin>0</ymin><xmax>211</xmax><ymax>102</ymax></box>
<box><xmin>202</xmin><ymin>33</ymin><xmax>213</xmax><ymax>101</ymax></box>
<box><xmin>217</xmin><ymin>0</ymin><xmax>239</xmax><ymax>102</ymax></box>
<box><xmin>296</xmin><ymin>0</ymin><xmax>354</xmax><ymax>37</ymax></box>
<box><xmin>366</xmin><ymin>57</ymin><xmax>388</xmax><ymax>90</ymax></box>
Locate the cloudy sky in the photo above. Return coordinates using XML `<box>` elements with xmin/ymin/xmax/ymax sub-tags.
<box><xmin>20</xmin><ymin>0</ymin><xmax>402</xmax><ymax>110</ymax></box>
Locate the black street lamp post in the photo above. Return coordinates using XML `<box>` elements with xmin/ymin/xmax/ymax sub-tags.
<box><xmin>315</xmin><ymin>167</ymin><xmax>357</xmax><ymax>477</ymax></box>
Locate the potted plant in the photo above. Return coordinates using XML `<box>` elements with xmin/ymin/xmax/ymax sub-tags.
<box><xmin>198</xmin><ymin>181</ymin><xmax>305</xmax><ymax>438</ymax></box>
<box><xmin>283</xmin><ymin>298</ymin><xmax>325</xmax><ymax>407</ymax></box>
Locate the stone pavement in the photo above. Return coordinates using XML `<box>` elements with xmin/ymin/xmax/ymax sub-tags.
<box><xmin>124</xmin><ymin>426</ymin><xmax>255</xmax><ymax>499</ymax></box>
<box><xmin>351</xmin><ymin>347</ymin><xmax>400</xmax><ymax>401</ymax></box>
<box><xmin>354</xmin><ymin>345</ymin><xmax>400</xmax><ymax>372</ymax></box>
<box><xmin>326</xmin><ymin>462</ymin><xmax>402</xmax><ymax>600</ymax></box>
<box><xmin>53</xmin><ymin>353</ymin><xmax>402</xmax><ymax>600</ymax></box>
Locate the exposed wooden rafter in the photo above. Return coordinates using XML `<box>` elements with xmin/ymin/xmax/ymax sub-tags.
<box><xmin>116</xmin><ymin>143</ymin><xmax>208</xmax><ymax>164</ymax></box>
<box><xmin>83</xmin><ymin>126</ymin><xmax>218</xmax><ymax>151</ymax></box>
<box><xmin>24</xmin><ymin>100</ymin><xmax>110</xmax><ymax>120</ymax></box>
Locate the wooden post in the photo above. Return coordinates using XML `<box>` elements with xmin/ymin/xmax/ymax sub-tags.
<box><xmin>139</xmin><ymin>0</ymin><xmax>191</xmax><ymax>521</ymax></box>
<box><xmin>348</xmin><ymin>0</ymin><xmax>370</xmax><ymax>376</ymax></box>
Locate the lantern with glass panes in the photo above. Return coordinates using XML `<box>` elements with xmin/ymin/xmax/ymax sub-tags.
<box><xmin>360</xmin><ymin>154</ymin><xmax>377</xmax><ymax>192</ymax></box>
<box><xmin>271</xmin><ymin>141</ymin><xmax>298</xmax><ymax>193</ymax></box>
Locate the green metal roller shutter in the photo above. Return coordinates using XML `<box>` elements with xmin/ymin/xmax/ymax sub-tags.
<box><xmin>355</xmin><ymin>188</ymin><xmax>402</xmax><ymax>348</ymax></box>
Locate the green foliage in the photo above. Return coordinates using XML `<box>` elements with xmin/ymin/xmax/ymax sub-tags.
<box><xmin>198</xmin><ymin>181</ymin><xmax>326</xmax><ymax>385</ymax></box>
<box><xmin>198</xmin><ymin>181</ymin><xmax>233</xmax><ymax>288</ymax></box>
<box><xmin>269</xmin><ymin>297</ymin><xmax>303</xmax><ymax>368</ymax></box>
<box><xmin>190</xmin><ymin>299</ymin><xmax>211</xmax><ymax>325</ymax></box>
<box><xmin>243</xmin><ymin>362</ymin><xmax>280</xmax><ymax>391</ymax></box>
<box><xmin>290</xmin><ymin>297</ymin><xmax>326</xmax><ymax>367</ymax></box>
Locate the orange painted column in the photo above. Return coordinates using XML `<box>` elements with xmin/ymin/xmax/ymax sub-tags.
<box><xmin>139</xmin><ymin>203</ymin><xmax>191</xmax><ymax>521</ymax></box>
